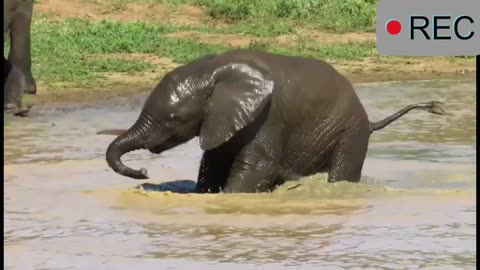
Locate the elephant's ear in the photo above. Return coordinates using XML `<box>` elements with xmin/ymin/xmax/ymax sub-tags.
<box><xmin>199</xmin><ymin>65</ymin><xmax>274</xmax><ymax>150</ymax></box>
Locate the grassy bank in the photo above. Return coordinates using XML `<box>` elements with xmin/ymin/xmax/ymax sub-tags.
<box><xmin>4</xmin><ymin>0</ymin><xmax>475</xmax><ymax>106</ymax></box>
<box><xmin>28</xmin><ymin>17</ymin><xmax>377</xmax><ymax>90</ymax></box>
<box><xmin>194</xmin><ymin>0</ymin><xmax>377</xmax><ymax>32</ymax></box>
<box><xmin>82</xmin><ymin>0</ymin><xmax>378</xmax><ymax>32</ymax></box>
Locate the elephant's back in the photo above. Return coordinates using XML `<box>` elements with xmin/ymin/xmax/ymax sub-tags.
<box><xmin>252</xmin><ymin>52</ymin><xmax>369</xmax><ymax>175</ymax></box>
<box><xmin>216</xmin><ymin>49</ymin><xmax>370</xmax><ymax>175</ymax></box>
<box><xmin>270</xmin><ymin>58</ymin><xmax>364</xmax><ymax>125</ymax></box>
<box><xmin>216</xmin><ymin>49</ymin><xmax>368</xmax><ymax>125</ymax></box>
<box><xmin>255</xmin><ymin>51</ymin><xmax>359</xmax><ymax>107</ymax></box>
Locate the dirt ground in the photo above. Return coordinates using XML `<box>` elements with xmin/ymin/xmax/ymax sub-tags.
<box><xmin>35</xmin><ymin>0</ymin><xmax>207</xmax><ymax>25</ymax></box>
<box><xmin>28</xmin><ymin>0</ymin><xmax>476</xmax><ymax>107</ymax></box>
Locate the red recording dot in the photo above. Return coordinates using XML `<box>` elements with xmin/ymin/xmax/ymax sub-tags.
<box><xmin>386</xmin><ymin>20</ymin><xmax>402</xmax><ymax>35</ymax></box>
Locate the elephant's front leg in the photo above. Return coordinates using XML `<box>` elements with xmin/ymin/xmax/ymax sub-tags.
<box><xmin>196</xmin><ymin>148</ymin><xmax>236</xmax><ymax>193</ymax></box>
<box><xmin>222</xmin><ymin>139</ymin><xmax>280</xmax><ymax>193</ymax></box>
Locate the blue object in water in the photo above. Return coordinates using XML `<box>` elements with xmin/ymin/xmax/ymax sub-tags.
<box><xmin>138</xmin><ymin>180</ymin><xmax>197</xmax><ymax>194</ymax></box>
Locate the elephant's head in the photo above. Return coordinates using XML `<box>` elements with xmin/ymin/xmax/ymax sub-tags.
<box><xmin>106</xmin><ymin>57</ymin><xmax>274</xmax><ymax>179</ymax></box>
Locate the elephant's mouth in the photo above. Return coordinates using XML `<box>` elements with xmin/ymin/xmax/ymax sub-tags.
<box><xmin>149</xmin><ymin>146</ymin><xmax>164</xmax><ymax>154</ymax></box>
<box><xmin>148</xmin><ymin>139</ymin><xmax>178</xmax><ymax>154</ymax></box>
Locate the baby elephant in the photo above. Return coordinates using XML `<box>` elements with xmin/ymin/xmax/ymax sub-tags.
<box><xmin>101</xmin><ymin>49</ymin><xmax>446</xmax><ymax>193</ymax></box>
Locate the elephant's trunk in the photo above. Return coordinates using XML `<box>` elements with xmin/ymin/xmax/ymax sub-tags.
<box><xmin>106</xmin><ymin>112</ymin><xmax>154</xmax><ymax>179</ymax></box>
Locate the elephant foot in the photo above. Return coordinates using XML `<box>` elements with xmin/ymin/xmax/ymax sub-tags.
<box><xmin>4</xmin><ymin>104</ymin><xmax>33</xmax><ymax>117</ymax></box>
<box><xmin>4</xmin><ymin>103</ymin><xmax>19</xmax><ymax>110</ymax></box>
<box><xmin>23</xmin><ymin>77</ymin><xmax>37</xmax><ymax>95</ymax></box>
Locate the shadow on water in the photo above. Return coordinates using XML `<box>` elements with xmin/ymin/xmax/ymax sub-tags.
<box><xmin>4</xmin><ymin>79</ymin><xmax>477</xmax><ymax>269</ymax></box>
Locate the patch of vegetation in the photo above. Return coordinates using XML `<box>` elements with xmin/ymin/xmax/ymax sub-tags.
<box><xmin>69</xmin><ymin>0</ymin><xmax>378</xmax><ymax>33</ymax></box>
<box><xmin>29</xmin><ymin>19</ymin><xmax>228</xmax><ymax>87</ymax></box>
<box><xmin>213</xmin><ymin>20</ymin><xmax>298</xmax><ymax>36</ymax></box>
<box><xmin>192</xmin><ymin>0</ymin><xmax>378</xmax><ymax>32</ymax></box>
<box><xmin>19</xmin><ymin>0</ymin><xmax>475</xmax><ymax>98</ymax></box>
<box><xmin>25</xmin><ymin>19</ymin><xmax>376</xmax><ymax>88</ymax></box>
<box><xmin>276</xmin><ymin>41</ymin><xmax>375</xmax><ymax>60</ymax></box>
<box><xmin>248</xmin><ymin>38</ymin><xmax>376</xmax><ymax>60</ymax></box>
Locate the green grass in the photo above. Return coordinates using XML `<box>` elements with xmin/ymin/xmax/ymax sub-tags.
<box><xmin>69</xmin><ymin>0</ymin><xmax>378</xmax><ymax>33</ymax></box>
<box><xmin>249</xmin><ymin>39</ymin><xmax>375</xmax><ymax>60</ymax></box>
<box><xmin>19</xmin><ymin>18</ymin><xmax>375</xmax><ymax>88</ymax></box>
<box><xmin>27</xmin><ymin>19</ymin><xmax>228</xmax><ymax>87</ymax></box>
<box><xmin>116</xmin><ymin>0</ymin><xmax>378</xmax><ymax>32</ymax></box>
<box><xmin>185</xmin><ymin>0</ymin><xmax>377</xmax><ymax>32</ymax></box>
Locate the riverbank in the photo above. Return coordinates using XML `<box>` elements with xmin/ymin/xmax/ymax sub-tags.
<box><xmin>19</xmin><ymin>0</ymin><xmax>476</xmax><ymax>108</ymax></box>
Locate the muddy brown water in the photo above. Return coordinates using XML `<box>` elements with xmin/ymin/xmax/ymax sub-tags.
<box><xmin>4</xmin><ymin>79</ymin><xmax>476</xmax><ymax>269</ymax></box>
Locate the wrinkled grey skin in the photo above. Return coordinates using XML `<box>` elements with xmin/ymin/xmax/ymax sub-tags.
<box><xmin>4</xmin><ymin>0</ymin><xmax>37</xmax><ymax>95</ymax></box>
<box><xmin>103</xmin><ymin>49</ymin><xmax>446</xmax><ymax>193</ymax></box>
<box><xmin>3</xmin><ymin>55</ymin><xmax>32</xmax><ymax>117</ymax></box>
<box><xmin>4</xmin><ymin>55</ymin><xmax>25</xmax><ymax>109</ymax></box>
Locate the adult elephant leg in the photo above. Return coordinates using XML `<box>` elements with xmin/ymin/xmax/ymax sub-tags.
<box><xmin>8</xmin><ymin>0</ymin><xmax>36</xmax><ymax>95</ymax></box>
<box><xmin>3</xmin><ymin>56</ymin><xmax>25</xmax><ymax>109</ymax></box>
<box><xmin>327</xmin><ymin>126</ymin><xmax>370</xmax><ymax>183</ymax></box>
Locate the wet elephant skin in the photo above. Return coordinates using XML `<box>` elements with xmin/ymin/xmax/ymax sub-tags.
<box><xmin>102</xmin><ymin>48</ymin><xmax>446</xmax><ymax>193</ymax></box>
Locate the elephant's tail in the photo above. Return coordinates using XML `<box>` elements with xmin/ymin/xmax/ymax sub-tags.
<box><xmin>369</xmin><ymin>101</ymin><xmax>446</xmax><ymax>133</ymax></box>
